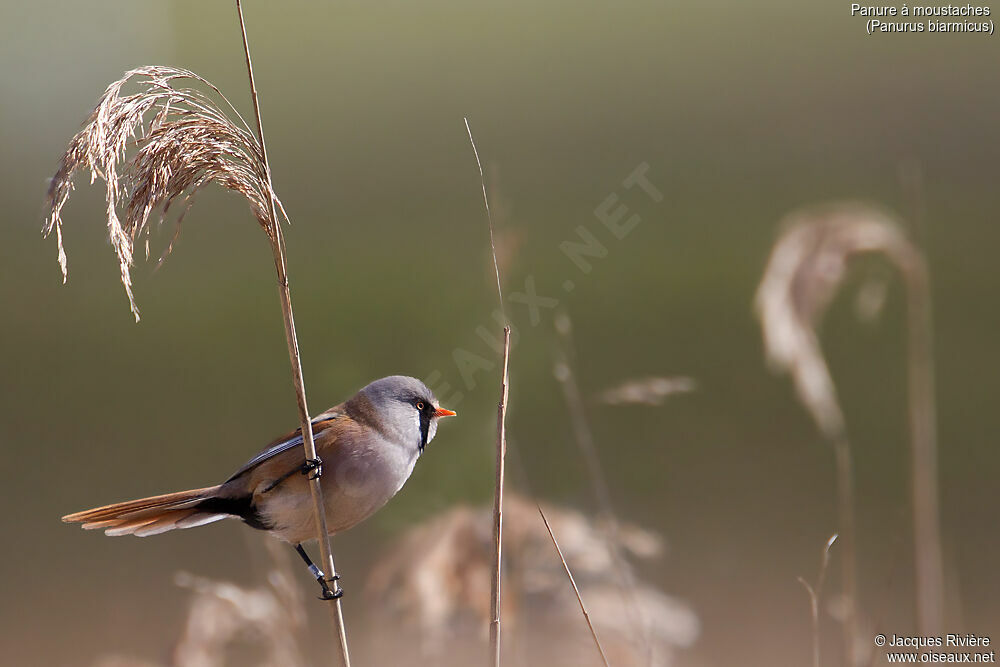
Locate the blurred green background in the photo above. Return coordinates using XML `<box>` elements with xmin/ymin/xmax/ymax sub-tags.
<box><xmin>1</xmin><ymin>1</ymin><xmax>998</xmax><ymax>665</ymax></box>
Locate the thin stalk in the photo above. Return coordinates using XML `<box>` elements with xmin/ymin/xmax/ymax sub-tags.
<box><xmin>553</xmin><ymin>318</ymin><xmax>652</xmax><ymax>659</ymax></box>
<box><xmin>796</xmin><ymin>577</ymin><xmax>819</xmax><ymax>667</ymax></box>
<box><xmin>464</xmin><ymin>118</ymin><xmax>509</xmax><ymax>667</ymax></box>
<box><xmin>903</xmin><ymin>257</ymin><xmax>943</xmax><ymax>636</ymax></box>
<box><xmin>899</xmin><ymin>167</ymin><xmax>943</xmax><ymax>628</ymax></box>
<box><xmin>490</xmin><ymin>327</ymin><xmax>510</xmax><ymax>667</ymax></box>
<box><xmin>797</xmin><ymin>533</ymin><xmax>838</xmax><ymax>667</ymax></box>
<box><xmin>554</xmin><ymin>346</ymin><xmax>614</xmax><ymax>521</ymax></box>
<box><xmin>464</xmin><ymin>118</ymin><xmax>504</xmax><ymax>317</ymax></box>
<box><xmin>236</xmin><ymin>3</ymin><xmax>350</xmax><ymax>664</ymax></box>
<box><xmin>538</xmin><ymin>505</ymin><xmax>611</xmax><ymax>667</ymax></box>
<box><xmin>832</xmin><ymin>437</ymin><xmax>858</xmax><ymax>667</ymax></box>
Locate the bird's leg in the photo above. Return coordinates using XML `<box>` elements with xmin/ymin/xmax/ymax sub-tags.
<box><xmin>301</xmin><ymin>457</ymin><xmax>323</xmax><ymax>480</ymax></box>
<box><xmin>294</xmin><ymin>543</ymin><xmax>342</xmax><ymax>600</ymax></box>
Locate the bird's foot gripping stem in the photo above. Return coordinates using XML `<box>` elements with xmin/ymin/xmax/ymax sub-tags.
<box><xmin>301</xmin><ymin>457</ymin><xmax>323</xmax><ymax>480</ymax></box>
<box><xmin>317</xmin><ymin>574</ymin><xmax>343</xmax><ymax>601</ymax></box>
<box><xmin>294</xmin><ymin>543</ymin><xmax>343</xmax><ymax>600</ymax></box>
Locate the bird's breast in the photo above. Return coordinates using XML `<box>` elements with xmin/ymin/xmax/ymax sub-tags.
<box><xmin>320</xmin><ymin>442</ymin><xmax>418</xmax><ymax>530</ymax></box>
<box><xmin>257</xmin><ymin>440</ymin><xmax>419</xmax><ymax>544</ymax></box>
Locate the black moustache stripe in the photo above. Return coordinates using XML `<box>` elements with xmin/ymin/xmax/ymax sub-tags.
<box><xmin>419</xmin><ymin>411</ymin><xmax>431</xmax><ymax>451</ymax></box>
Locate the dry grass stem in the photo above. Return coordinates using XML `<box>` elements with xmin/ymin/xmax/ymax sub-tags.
<box><xmin>235</xmin><ymin>2</ymin><xmax>350</xmax><ymax>663</ymax></box>
<box><xmin>490</xmin><ymin>327</ymin><xmax>511</xmax><ymax>666</ymax></box>
<box><xmin>465</xmin><ymin>117</ymin><xmax>505</xmax><ymax>317</ymax></box>
<box><xmin>553</xmin><ymin>312</ymin><xmax>655</xmax><ymax>659</ymax></box>
<box><xmin>755</xmin><ymin>201</ymin><xmax>943</xmax><ymax>660</ymax></box>
<box><xmin>464</xmin><ymin>117</ymin><xmax>510</xmax><ymax>667</ymax></box>
<box><xmin>797</xmin><ymin>533</ymin><xmax>838</xmax><ymax>667</ymax></box>
<box><xmin>538</xmin><ymin>505</ymin><xmax>612</xmax><ymax>667</ymax></box>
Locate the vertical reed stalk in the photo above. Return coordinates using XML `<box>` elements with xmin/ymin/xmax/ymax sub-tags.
<box><xmin>896</xmin><ymin>166</ymin><xmax>943</xmax><ymax>632</ymax></box>
<box><xmin>236</xmin><ymin>3</ymin><xmax>350</xmax><ymax>664</ymax></box>
<box><xmin>797</xmin><ymin>533</ymin><xmax>838</xmax><ymax>667</ymax></box>
<box><xmin>902</xmin><ymin>257</ymin><xmax>943</xmax><ymax>636</ymax></box>
<box><xmin>832</xmin><ymin>437</ymin><xmax>858</xmax><ymax>665</ymax></box>
<box><xmin>490</xmin><ymin>327</ymin><xmax>510</xmax><ymax>667</ymax></box>
<box><xmin>898</xmin><ymin>166</ymin><xmax>943</xmax><ymax>629</ymax></box>
<box><xmin>554</xmin><ymin>315</ymin><xmax>653</xmax><ymax>658</ymax></box>
<box><xmin>463</xmin><ymin>117</ymin><xmax>508</xmax><ymax>667</ymax></box>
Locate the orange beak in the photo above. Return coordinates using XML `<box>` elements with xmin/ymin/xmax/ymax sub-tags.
<box><xmin>434</xmin><ymin>406</ymin><xmax>457</xmax><ymax>418</ymax></box>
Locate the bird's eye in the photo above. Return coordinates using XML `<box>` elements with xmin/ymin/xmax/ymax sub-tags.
<box><xmin>416</xmin><ymin>401</ymin><xmax>425</xmax><ymax>411</ymax></box>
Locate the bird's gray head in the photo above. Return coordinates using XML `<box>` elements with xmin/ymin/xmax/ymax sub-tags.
<box><xmin>346</xmin><ymin>375</ymin><xmax>456</xmax><ymax>452</ymax></box>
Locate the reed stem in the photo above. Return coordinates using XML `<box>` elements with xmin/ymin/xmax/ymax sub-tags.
<box><xmin>903</xmin><ymin>256</ymin><xmax>943</xmax><ymax>636</ymax></box>
<box><xmin>538</xmin><ymin>505</ymin><xmax>611</xmax><ymax>667</ymax></box>
<box><xmin>489</xmin><ymin>327</ymin><xmax>510</xmax><ymax>666</ymax></box>
<box><xmin>831</xmin><ymin>437</ymin><xmax>858</xmax><ymax>666</ymax></box>
<box><xmin>236</xmin><ymin>3</ymin><xmax>350</xmax><ymax>664</ymax></box>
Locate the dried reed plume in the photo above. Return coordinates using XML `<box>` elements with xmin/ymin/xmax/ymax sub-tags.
<box><xmin>171</xmin><ymin>562</ymin><xmax>308</xmax><ymax>667</ymax></box>
<box><xmin>464</xmin><ymin>117</ymin><xmax>511</xmax><ymax>667</ymax></box>
<box><xmin>755</xmin><ymin>202</ymin><xmax>942</xmax><ymax>663</ymax></box>
<box><xmin>96</xmin><ymin>540</ymin><xmax>308</xmax><ymax>667</ymax></box>
<box><xmin>364</xmin><ymin>494</ymin><xmax>697</xmax><ymax>666</ymax></box>
<box><xmin>43</xmin><ymin>4</ymin><xmax>352</xmax><ymax>663</ymax></box>
<box><xmin>44</xmin><ymin>65</ymin><xmax>281</xmax><ymax>321</ymax></box>
<box><xmin>596</xmin><ymin>376</ymin><xmax>697</xmax><ymax>407</ymax></box>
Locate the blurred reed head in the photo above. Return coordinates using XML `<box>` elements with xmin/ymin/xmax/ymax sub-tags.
<box><xmin>93</xmin><ymin>540</ymin><xmax>306</xmax><ymax>667</ymax></box>
<box><xmin>754</xmin><ymin>201</ymin><xmax>922</xmax><ymax>439</ymax></box>
<box><xmin>596</xmin><ymin>376</ymin><xmax>697</xmax><ymax>407</ymax></box>
<box><xmin>168</xmin><ymin>563</ymin><xmax>307</xmax><ymax>667</ymax></box>
<box><xmin>44</xmin><ymin>66</ymin><xmax>284</xmax><ymax>320</ymax></box>
<box><xmin>363</xmin><ymin>493</ymin><xmax>698</xmax><ymax>666</ymax></box>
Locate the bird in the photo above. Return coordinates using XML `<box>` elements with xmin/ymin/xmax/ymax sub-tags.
<box><xmin>62</xmin><ymin>375</ymin><xmax>456</xmax><ymax>599</ymax></box>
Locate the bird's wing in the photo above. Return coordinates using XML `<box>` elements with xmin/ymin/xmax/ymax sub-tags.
<box><xmin>224</xmin><ymin>405</ymin><xmax>348</xmax><ymax>484</ymax></box>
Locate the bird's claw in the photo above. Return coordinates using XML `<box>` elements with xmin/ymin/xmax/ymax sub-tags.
<box><xmin>302</xmin><ymin>457</ymin><xmax>323</xmax><ymax>480</ymax></box>
<box><xmin>318</xmin><ymin>575</ymin><xmax>342</xmax><ymax>600</ymax></box>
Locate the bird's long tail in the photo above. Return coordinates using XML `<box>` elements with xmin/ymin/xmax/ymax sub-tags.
<box><xmin>62</xmin><ymin>486</ymin><xmax>229</xmax><ymax>537</ymax></box>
